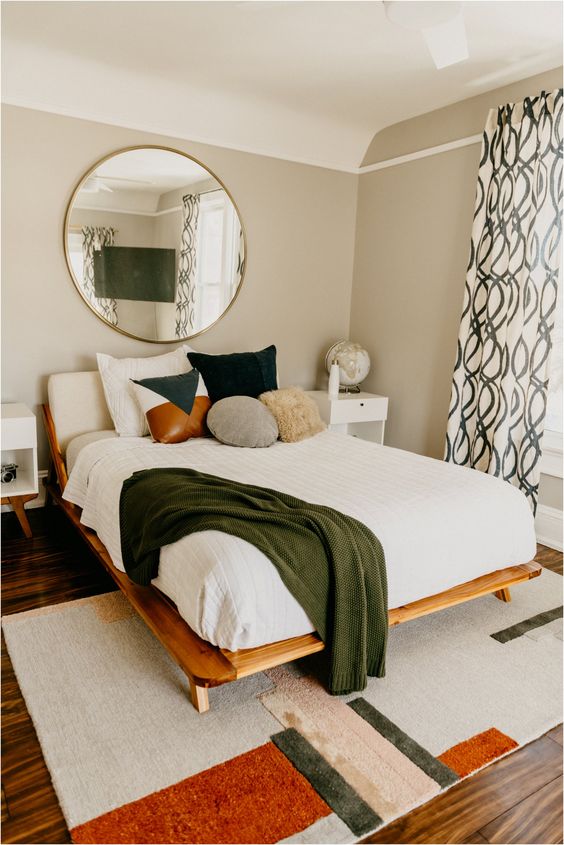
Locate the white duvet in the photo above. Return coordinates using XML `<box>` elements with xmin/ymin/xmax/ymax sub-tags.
<box><xmin>63</xmin><ymin>430</ymin><xmax>536</xmax><ymax>651</ymax></box>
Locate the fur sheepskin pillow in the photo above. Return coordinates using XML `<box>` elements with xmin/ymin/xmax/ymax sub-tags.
<box><xmin>259</xmin><ymin>387</ymin><xmax>326</xmax><ymax>443</ymax></box>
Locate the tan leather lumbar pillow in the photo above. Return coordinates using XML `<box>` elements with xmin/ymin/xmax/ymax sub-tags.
<box><xmin>259</xmin><ymin>386</ymin><xmax>326</xmax><ymax>443</ymax></box>
<box><xmin>131</xmin><ymin>369</ymin><xmax>211</xmax><ymax>444</ymax></box>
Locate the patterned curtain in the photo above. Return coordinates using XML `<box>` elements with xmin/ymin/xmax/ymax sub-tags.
<box><xmin>82</xmin><ymin>227</ymin><xmax>118</xmax><ymax>325</ymax></box>
<box><xmin>175</xmin><ymin>194</ymin><xmax>200</xmax><ymax>337</ymax></box>
<box><xmin>445</xmin><ymin>89</ymin><xmax>563</xmax><ymax>512</ymax></box>
<box><xmin>236</xmin><ymin>223</ymin><xmax>245</xmax><ymax>289</ymax></box>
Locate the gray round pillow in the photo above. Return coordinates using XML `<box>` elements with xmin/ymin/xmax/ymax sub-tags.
<box><xmin>207</xmin><ymin>396</ymin><xmax>279</xmax><ymax>448</ymax></box>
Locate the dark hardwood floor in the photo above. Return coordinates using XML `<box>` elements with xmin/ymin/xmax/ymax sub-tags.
<box><xmin>1</xmin><ymin>507</ymin><xmax>562</xmax><ymax>845</ymax></box>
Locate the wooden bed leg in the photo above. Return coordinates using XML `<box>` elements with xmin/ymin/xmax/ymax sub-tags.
<box><xmin>494</xmin><ymin>588</ymin><xmax>511</xmax><ymax>602</ymax></box>
<box><xmin>44</xmin><ymin>480</ymin><xmax>54</xmax><ymax>508</ymax></box>
<box><xmin>189</xmin><ymin>680</ymin><xmax>210</xmax><ymax>713</ymax></box>
<box><xmin>44</xmin><ymin>463</ymin><xmax>56</xmax><ymax>507</ymax></box>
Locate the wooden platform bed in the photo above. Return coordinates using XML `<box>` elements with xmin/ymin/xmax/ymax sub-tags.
<box><xmin>42</xmin><ymin>401</ymin><xmax>541</xmax><ymax>714</ymax></box>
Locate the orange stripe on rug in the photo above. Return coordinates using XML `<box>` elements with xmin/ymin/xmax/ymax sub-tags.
<box><xmin>70</xmin><ymin>741</ymin><xmax>331</xmax><ymax>844</ymax></box>
<box><xmin>438</xmin><ymin>728</ymin><xmax>518</xmax><ymax>778</ymax></box>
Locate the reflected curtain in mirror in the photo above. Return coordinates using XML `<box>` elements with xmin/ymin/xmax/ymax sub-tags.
<box><xmin>176</xmin><ymin>193</ymin><xmax>200</xmax><ymax>338</ymax></box>
<box><xmin>82</xmin><ymin>226</ymin><xmax>118</xmax><ymax>325</ymax></box>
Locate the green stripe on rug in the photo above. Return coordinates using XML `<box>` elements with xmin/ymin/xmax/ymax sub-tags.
<box><xmin>348</xmin><ymin>698</ymin><xmax>459</xmax><ymax>788</ymax></box>
<box><xmin>490</xmin><ymin>606</ymin><xmax>563</xmax><ymax>643</ymax></box>
<box><xmin>271</xmin><ymin>728</ymin><xmax>383</xmax><ymax>837</ymax></box>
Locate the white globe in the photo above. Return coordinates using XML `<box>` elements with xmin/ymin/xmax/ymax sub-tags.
<box><xmin>325</xmin><ymin>340</ymin><xmax>371</xmax><ymax>388</ymax></box>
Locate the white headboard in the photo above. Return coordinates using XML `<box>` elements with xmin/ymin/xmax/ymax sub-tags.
<box><xmin>47</xmin><ymin>371</ymin><xmax>114</xmax><ymax>455</ymax></box>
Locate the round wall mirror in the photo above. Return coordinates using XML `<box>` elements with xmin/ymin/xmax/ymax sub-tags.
<box><xmin>64</xmin><ymin>146</ymin><xmax>246</xmax><ymax>342</ymax></box>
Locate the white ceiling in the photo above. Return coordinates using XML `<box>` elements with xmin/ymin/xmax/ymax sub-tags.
<box><xmin>73</xmin><ymin>147</ymin><xmax>219</xmax><ymax>213</ymax></box>
<box><xmin>94</xmin><ymin>148</ymin><xmax>213</xmax><ymax>193</ymax></box>
<box><xmin>2</xmin><ymin>1</ymin><xmax>562</xmax><ymax>170</ymax></box>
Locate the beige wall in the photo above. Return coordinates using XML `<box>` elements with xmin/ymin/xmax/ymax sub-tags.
<box><xmin>351</xmin><ymin>144</ymin><xmax>480</xmax><ymax>459</ymax></box>
<box><xmin>362</xmin><ymin>67</ymin><xmax>563</xmax><ymax>166</ymax></box>
<box><xmin>1</xmin><ymin>104</ymin><xmax>358</xmax><ymax>468</ymax></box>
<box><xmin>351</xmin><ymin>68</ymin><xmax>563</xmax><ymax>511</ymax></box>
<box><xmin>70</xmin><ymin>208</ymin><xmax>155</xmax><ymax>245</ymax></box>
<box><xmin>539</xmin><ymin>474</ymin><xmax>563</xmax><ymax>513</ymax></box>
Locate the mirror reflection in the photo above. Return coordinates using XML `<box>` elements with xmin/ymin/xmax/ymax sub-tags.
<box><xmin>65</xmin><ymin>147</ymin><xmax>245</xmax><ymax>341</ymax></box>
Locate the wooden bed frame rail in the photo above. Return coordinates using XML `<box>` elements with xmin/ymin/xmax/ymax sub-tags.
<box><xmin>41</xmin><ymin>404</ymin><xmax>542</xmax><ymax>714</ymax></box>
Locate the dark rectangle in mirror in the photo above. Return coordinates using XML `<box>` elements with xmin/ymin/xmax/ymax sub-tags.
<box><xmin>94</xmin><ymin>246</ymin><xmax>176</xmax><ymax>302</ymax></box>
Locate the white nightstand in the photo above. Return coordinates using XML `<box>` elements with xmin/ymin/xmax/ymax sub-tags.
<box><xmin>1</xmin><ymin>403</ymin><xmax>38</xmax><ymax>538</ymax></box>
<box><xmin>306</xmin><ymin>391</ymin><xmax>388</xmax><ymax>444</ymax></box>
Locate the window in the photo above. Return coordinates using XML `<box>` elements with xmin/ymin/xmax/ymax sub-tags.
<box><xmin>193</xmin><ymin>192</ymin><xmax>240</xmax><ymax>332</ymax></box>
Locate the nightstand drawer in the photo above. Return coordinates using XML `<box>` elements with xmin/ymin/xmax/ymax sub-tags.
<box><xmin>330</xmin><ymin>396</ymin><xmax>388</xmax><ymax>425</ymax></box>
<box><xmin>1</xmin><ymin>414</ymin><xmax>36</xmax><ymax>450</ymax></box>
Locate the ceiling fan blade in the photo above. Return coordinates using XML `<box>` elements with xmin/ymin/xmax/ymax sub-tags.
<box><xmin>99</xmin><ymin>175</ymin><xmax>153</xmax><ymax>186</ymax></box>
<box><xmin>82</xmin><ymin>176</ymin><xmax>114</xmax><ymax>194</ymax></box>
<box><xmin>95</xmin><ymin>172</ymin><xmax>154</xmax><ymax>185</ymax></box>
<box><xmin>422</xmin><ymin>13</ymin><xmax>468</xmax><ymax>69</ymax></box>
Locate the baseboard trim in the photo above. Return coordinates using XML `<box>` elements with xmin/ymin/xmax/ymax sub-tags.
<box><xmin>1</xmin><ymin>470</ymin><xmax>48</xmax><ymax>513</ymax></box>
<box><xmin>535</xmin><ymin>504</ymin><xmax>563</xmax><ymax>552</ymax></box>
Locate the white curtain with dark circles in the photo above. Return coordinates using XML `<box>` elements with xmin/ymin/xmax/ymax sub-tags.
<box><xmin>81</xmin><ymin>226</ymin><xmax>118</xmax><ymax>326</ymax></box>
<box><xmin>175</xmin><ymin>193</ymin><xmax>200</xmax><ymax>338</ymax></box>
<box><xmin>445</xmin><ymin>88</ymin><xmax>563</xmax><ymax>513</ymax></box>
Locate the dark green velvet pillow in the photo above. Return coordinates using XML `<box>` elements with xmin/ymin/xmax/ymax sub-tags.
<box><xmin>187</xmin><ymin>345</ymin><xmax>278</xmax><ymax>403</ymax></box>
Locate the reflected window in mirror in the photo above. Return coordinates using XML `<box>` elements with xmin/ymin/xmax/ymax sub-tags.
<box><xmin>195</xmin><ymin>191</ymin><xmax>241</xmax><ymax>332</ymax></box>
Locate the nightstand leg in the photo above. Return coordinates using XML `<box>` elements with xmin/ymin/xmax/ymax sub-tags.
<box><xmin>3</xmin><ymin>495</ymin><xmax>36</xmax><ymax>538</ymax></box>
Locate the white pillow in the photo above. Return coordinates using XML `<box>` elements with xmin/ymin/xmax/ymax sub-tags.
<box><xmin>97</xmin><ymin>346</ymin><xmax>194</xmax><ymax>436</ymax></box>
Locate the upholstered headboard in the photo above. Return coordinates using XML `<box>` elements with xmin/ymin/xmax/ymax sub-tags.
<box><xmin>47</xmin><ymin>371</ymin><xmax>114</xmax><ymax>455</ymax></box>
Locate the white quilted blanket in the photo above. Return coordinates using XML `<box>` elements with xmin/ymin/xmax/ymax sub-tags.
<box><xmin>64</xmin><ymin>430</ymin><xmax>536</xmax><ymax>650</ymax></box>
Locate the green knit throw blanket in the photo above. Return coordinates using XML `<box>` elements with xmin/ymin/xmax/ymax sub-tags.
<box><xmin>119</xmin><ymin>468</ymin><xmax>388</xmax><ymax>694</ymax></box>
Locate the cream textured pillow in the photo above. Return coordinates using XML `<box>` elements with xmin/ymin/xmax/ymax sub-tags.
<box><xmin>97</xmin><ymin>345</ymin><xmax>196</xmax><ymax>437</ymax></box>
<box><xmin>259</xmin><ymin>387</ymin><xmax>326</xmax><ymax>443</ymax></box>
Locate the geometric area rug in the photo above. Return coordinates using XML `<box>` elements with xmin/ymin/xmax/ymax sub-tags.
<box><xmin>3</xmin><ymin>570</ymin><xmax>562</xmax><ymax>844</ymax></box>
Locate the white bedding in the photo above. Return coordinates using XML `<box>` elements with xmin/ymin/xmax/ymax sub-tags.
<box><xmin>63</xmin><ymin>430</ymin><xmax>536</xmax><ymax>651</ymax></box>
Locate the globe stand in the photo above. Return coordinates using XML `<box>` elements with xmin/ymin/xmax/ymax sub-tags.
<box><xmin>325</xmin><ymin>340</ymin><xmax>371</xmax><ymax>397</ymax></box>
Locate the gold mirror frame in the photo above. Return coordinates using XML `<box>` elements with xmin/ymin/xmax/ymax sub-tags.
<box><xmin>63</xmin><ymin>145</ymin><xmax>247</xmax><ymax>343</ymax></box>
